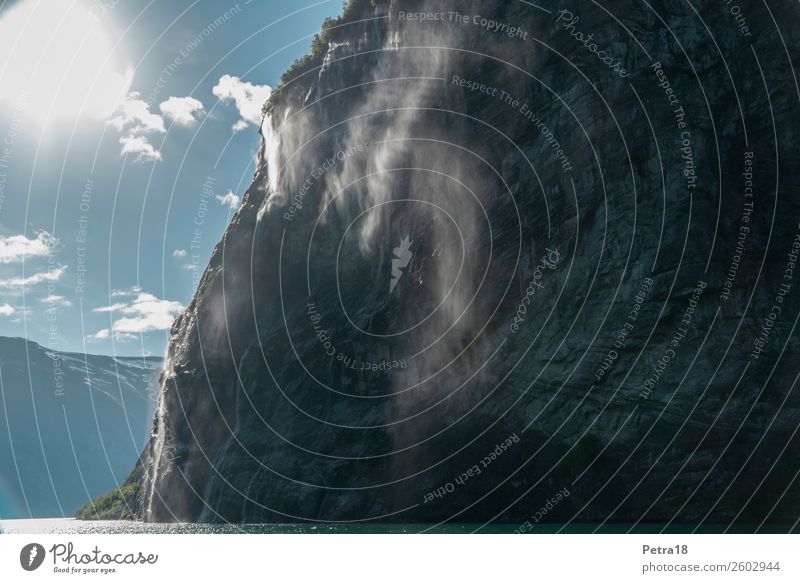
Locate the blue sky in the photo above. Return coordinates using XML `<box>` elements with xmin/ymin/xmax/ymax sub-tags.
<box><xmin>0</xmin><ymin>0</ymin><xmax>341</xmax><ymax>356</ymax></box>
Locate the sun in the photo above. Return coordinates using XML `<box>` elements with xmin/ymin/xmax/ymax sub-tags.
<box><xmin>0</xmin><ymin>0</ymin><xmax>133</xmax><ymax>126</ymax></box>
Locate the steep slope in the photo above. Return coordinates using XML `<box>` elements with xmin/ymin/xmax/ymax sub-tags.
<box><xmin>137</xmin><ymin>0</ymin><xmax>800</xmax><ymax>527</ymax></box>
<box><xmin>0</xmin><ymin>337</ymin><xmax>160</xmax><ymax>518</ymax></box>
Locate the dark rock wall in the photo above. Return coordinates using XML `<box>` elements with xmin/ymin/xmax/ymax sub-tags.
<box><xmin>138</xmin><ymin>0</ymin><xmax>800</xmax><ymax>528</ymax></box>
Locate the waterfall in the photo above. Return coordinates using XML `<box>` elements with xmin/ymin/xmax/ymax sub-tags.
<box><xmin>261</xmin><ymin>112</ymin><xmax>281</xmax><ymax>194</ymax></box>
<box><xmin>145</xmin><ymin>395</ymin><xmax>165</xmax><ymax>520</ymax></box>
<box><xmin>144</xmin><ymin>356</ymin><xmax>174</xmax><ymax>521</ymax></box>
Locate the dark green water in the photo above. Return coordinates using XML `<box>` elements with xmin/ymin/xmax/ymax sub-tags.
<box><xmin>0</xmin><ymin>519</ymin><xmax>779</xmax><ymax>534</ymax></box>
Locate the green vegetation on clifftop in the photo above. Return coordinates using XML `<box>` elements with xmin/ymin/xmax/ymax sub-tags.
<box><xmin>264</xmin><ymin>0</ymin><xmax>380</xmax><ymax>114</ymax></box>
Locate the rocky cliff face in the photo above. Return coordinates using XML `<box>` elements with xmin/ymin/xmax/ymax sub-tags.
<box><xmin>137</xmin><ymin>0</ymin><xmax>800</xmax><ymax>528</ymax></box>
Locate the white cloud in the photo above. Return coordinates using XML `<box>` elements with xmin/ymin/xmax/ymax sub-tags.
<box><xmin>109</xmin><ymin>92</ymin><xmax>165</xmax><ymax>162</ymax></box>
<box><xmin>92</xmin><ymin>302</ymin><xmax>128</xmax><ymax>313</ymax></box>
<box><xmin>109</xmin><ymin>92</ymin><xmax>165</xmax><ymax>134</ymax></box>
<box><xmin>173</xmin><ymin>249</ymin><xmax>187</xmax><ymax>258</ymax></box>
<box><xmin>0</xmin><ymin>232</ymin><xmax>55</xmax><ymax>263</ymax></box>
<box><xmin>212</xmin><ymin>74</ymin><xmax>271</xmax><ymax>131</ymax></box>
<box><xmin>159</xmin><ymin>96</ymin><xmax>204</xmax><ymax>127</ymax></box>
<box><xmin>0</xmin><ymin>265</ymin><xmax>66</xmax><ymax>287</ymax></box>
<box><xmin>41</xmin><ymin>294</ymin><xmax>72</xmax><ymax>307</ymax></box>
<box><xmin>86</xmin><ymin>328</ymin><xmax>137</xmax><ymax>342</ymax></box>
<box><xmin>111</xmin><ymin>286</ymin><xmax>141</xmax><ymax>297</ymax></box>
<box><xmin>0</xmin><ymin>304</ymin><xmax>15</xmax><ymax>316</ymax></box>
<box><xmin>216</xmin><ymin>191</ymin><xmax>241</xmax><ymax>210</ymax></box>
<box><xmin>119</xmin><ymin>135</ymin><xmax>162</xmax><ymax>163</ymax></box>
<box><xmin>95</xmin><ymin>292</ymin><xmax>184</xmax><ymax>335</ymax></box>
<box><xmin>86</xmin><ymin>328</ymin><xmax>110</xmax><ymax>341</ymax></box>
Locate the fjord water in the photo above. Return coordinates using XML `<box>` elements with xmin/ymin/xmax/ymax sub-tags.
<box><xmin>0</xmin><ymin>519</ymin><xmax>763</xmax><ymax>534</ymax></box>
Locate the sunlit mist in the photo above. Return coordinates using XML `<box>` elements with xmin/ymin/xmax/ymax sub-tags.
<box><xmin>0</xmin><ymin>0</ymin><xmax>132</xmax><ymax>125</ymax></box>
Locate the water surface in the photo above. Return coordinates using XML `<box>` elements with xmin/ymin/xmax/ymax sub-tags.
<box><xmin>0</xmin><ymin>518</ymin><xmax>765</xmax><ymax>534</ymax></box>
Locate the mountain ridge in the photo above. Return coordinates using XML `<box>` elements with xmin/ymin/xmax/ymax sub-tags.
<box><xmin>0</xmin><ymin>335</ymin><xmax>161</xmax><ymax>518</ymax></box>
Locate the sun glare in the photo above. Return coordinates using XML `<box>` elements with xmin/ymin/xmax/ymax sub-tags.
<box><xmin>0</xmin><ymin>0</ymin><xmax>132</xmax><ymax>126</ymax></box>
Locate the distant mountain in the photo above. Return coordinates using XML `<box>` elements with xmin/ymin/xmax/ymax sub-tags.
<box><xmin>0</xmin><ymin>336</ymin><xmax>161</xmax><ymax>518</ymax></box>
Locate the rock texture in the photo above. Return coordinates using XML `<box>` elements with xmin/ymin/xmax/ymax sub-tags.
<box><xmin>136</xmin><ymin>0</ymin><xmax>800</xmax><ymax>529</ymax></box>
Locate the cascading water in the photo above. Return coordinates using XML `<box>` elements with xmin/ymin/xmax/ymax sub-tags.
<box><xmin>142</xmin><ymin>356</ymin><xmax>174</xmax><ymax>521</ymax></box>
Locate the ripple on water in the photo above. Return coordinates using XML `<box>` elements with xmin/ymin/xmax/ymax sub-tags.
<box><xmin>0</xmin><ymin>519</ymin><xmax>743</xmax><ymax>534</ymax></box>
